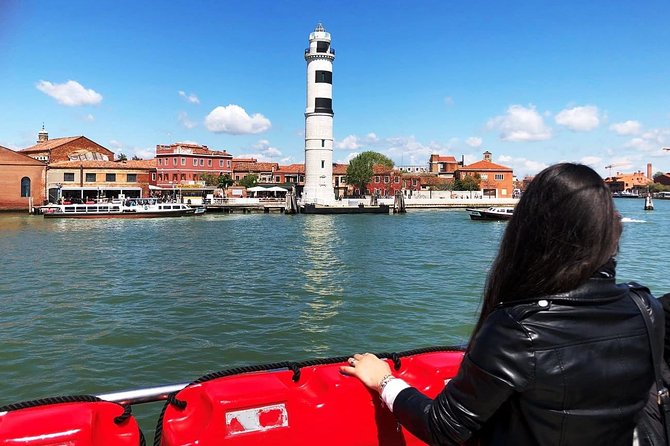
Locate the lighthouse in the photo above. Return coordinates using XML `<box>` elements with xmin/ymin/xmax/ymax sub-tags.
<box><xmin>302</xmin><ymin>23</ymin><xmax>335</xmax><ymax>205</ymax></box>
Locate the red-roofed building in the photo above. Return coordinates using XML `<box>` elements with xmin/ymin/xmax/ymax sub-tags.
<box><xmin>20</xmin><ymin>128</ymin><xmax>114</xmax><ymax>163</ymax></box>
<box><xmin>156</xmin><ymin>143</ymin><xmax>233</xmax><ymax>186</ymax></box>
<box><xmin>429</xmin><ymin>154</ymin><xmax>461</xmax><ymax>177</ymax></box>
<box><xmin>47</xmin><ymin>159</ymin><xmax>157</xmax><ymax>202</ymax></box>
<box><xmin>0</xmin><ymin>145</ymin><xmax>47</xmax><ymax>210</ymax></box>
<box><xmin>456</xmin><ymin>151</ymin><xmax>514</xmax><ymax>198</ymax></box>
<box><xmin>232</xmin><ymin>159</ymin><xmax>279</xmax><ymax>183</ymax></box>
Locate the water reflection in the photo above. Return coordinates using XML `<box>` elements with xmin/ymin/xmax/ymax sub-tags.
<box><xmin>298</xmin><ymin>216</ymin><xmax>344</xmax><ymax>354</ymax></box>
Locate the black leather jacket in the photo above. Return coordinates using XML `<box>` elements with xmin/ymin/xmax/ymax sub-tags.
<box><xmin>393</xmin><ymin>278</ymin><xmax>663</xmax><ymax>445</ymax></box>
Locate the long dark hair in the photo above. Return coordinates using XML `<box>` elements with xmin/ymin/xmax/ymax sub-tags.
<box><xmin>469</xmin><ymin>163</ymin><xmax>622</xmax><ymax>343</ymax></box>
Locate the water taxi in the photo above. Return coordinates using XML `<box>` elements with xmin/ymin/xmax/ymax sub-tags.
<box><xmin>41</xmin><ymin>198</ymin><xmax>199</xmax><ymax>219</ymax></box>
<box><xmin>466</xmin><ymin>206</ymin><xmax>514</xmax><ymax>221</ymax></box>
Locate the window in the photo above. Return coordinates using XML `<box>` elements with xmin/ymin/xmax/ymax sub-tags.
<box><xmin>315</xmin><ymin>70</ymin><xmax>332</xmax><ymax>84</ymax></box>
<box><xmin>152</xmin><ymin>173</ymin><xmax>156</xmax><ymax>181</ymax></box>
<box><xmin>384</xmin><ymin>176</ymin><xmax>389</xmax><ymax>183</ymax></box>
<box><xmin>159</xmin><ymin>158</ymin><xmax>163</xmax><ymax>165</ymax></box>
<box><xmin>20</xmin><ymin>177</ymin><xmax>30</xmax><ymax>197</ymax></box>
<box><xmin>181</xmin><ymin>158</ymin><xmax>186</xmax><ymax>166</ymax></box>
<box><xmin>193</xmin><ymin>158</ymin><xmax>197</xmax><ymax>166</ymax></box>
<box><xmin>127</xmin><ymin>174</ymin><xmax>137</xmax><ymax>182</ymax></box>
<box><xmin>207</xmin><ymin>159</ymin><xmax>212</xmax><ymax>167</ymax></box>
<box><xmin>412</xmin><ymin>179</ymin><xmax>417</xmax><ymax>186</ymax></box>
<box><xmin>200</xmin><ymin>159</ymin><xmax>204</xmax><ymax>166</ymax></box>
<box><xmin>64</xmin><ymin>172</ymin><xmax>75</xmax><ymax>182</ymax></box>
<box><xmin>321</xmin><ymin>160</ymin><xmax>325</xmax><ymax>168</ymax></box>
<box><xmin>181</xmin><ymin>174</ymin><xmax>186</xmax><ymax>180</ymax></box>
<box><xmin>173</xmin><ymin>157</ymin><xmax>177</xmax><ymax>165</ymax></box>
<box><xmin>375</xmin><ymin>176</ymin><xmax>380</xmax><ymax>183</ymax></box>
<box><xmin>227</xmin><ymin>160</ymin><xmax>231</xmax><ymax>167</ymax></box>
<box><xmin>480</xmin><ymin>174</ymin><xmax>488</xmax><ymax>180</ymax></box>
<box><xmin>85</xmin><ymin>173</ymin><xmax>96</xmax><ymax>182</ymax></box>
<box><xmin>106</xmin><ymin>173</ymin><xmax>116</xmax><ymax>182</ymax></box>
<box><xmin>219</xmin><ymin>160</ymin><xmax>224</xmax><ymax>167</ymax></box>
<box><xmin>316</xmin><ymin>41</ymin><xmax>329</xmax><ymax>53</ymax></box>
<box><xmin>395</xmin><ymin>176</ymin><xmax>400</xmax><ymax>183</ymax></box>
<box><xmin>495</xmin><ymin>174</ymin><xmax>504</xmax><ymax>180</ymax></box>
<box><xmin>321</xmin><ymin>139</ymin><xmax>325</xmax><ymax>147</ymax></box>
<box><xmin>314</xmin><ymin>97</ymin><xmax>333</xmax><ymax>114</ymax></box>
<box><xmin>276</xmin><ymin>176</ymin><xmax>280</xmax><ymax>182</ymax></box>
<box><xmin>173</xmin><ymin>174</ymin><xmax>178</xmax><ymax>181</ymax></box>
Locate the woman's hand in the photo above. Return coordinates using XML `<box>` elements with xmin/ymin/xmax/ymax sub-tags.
<box><xmin>339</xmin><ymin>353</ymin><xmax>392</xmax><ymax>393</ymax></box>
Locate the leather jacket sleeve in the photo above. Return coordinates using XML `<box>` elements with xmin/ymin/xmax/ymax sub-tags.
<box><xmin>392</xmin><ymin>307</ymin><xmax>535</xmax><ymax>445</ymax></box>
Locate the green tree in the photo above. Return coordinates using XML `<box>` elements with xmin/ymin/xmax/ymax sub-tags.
<box><xmin>199</xmin><ymin>173</ymin><xmax>218</xmax><ymax>186</ymax></box>
<box><xmin>454</xmin><ymin>174</ymin><xmax>481</xmax><ymax>192</ymax></box>
<box><xmin>239</xmin><ymin>174</ymin><xmax>258</xmax><ymax>189</ymax></box>
<box><xmin>345</xmin><ymin>151</ymin><xmax>394</xmax><ymax>195</ymax></box>
<box><xmin>131</xmin><ymin>155</ymin><xmax>142</xmax><ymax>160</ymax></box>
<box><xmin>116</xmin><ymin>153</ymin><xmax>127</xmax><ymax>161</ymax></box>
<box><xmin>217</xmin><ymin>173</ymin><xmax>234</xmax><ymax>190</ymax></box>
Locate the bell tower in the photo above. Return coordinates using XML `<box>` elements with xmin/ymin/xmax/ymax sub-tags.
<box><xmin>302</xmin><ymin>23</ymin><xmax>335</xmax><ymax>205</ymax></box>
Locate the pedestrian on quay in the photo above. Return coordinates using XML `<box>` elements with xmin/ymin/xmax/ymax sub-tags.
<box><xmin>342</xmin><ymin>163</ymin><xmax>663</xmax><ymax>446</ymax></box>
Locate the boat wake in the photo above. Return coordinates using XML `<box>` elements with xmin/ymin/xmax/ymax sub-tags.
<box><xmin>621</xmin><ymin>217</ymin><xmax>646</xmax><ymax>223</ymax></box>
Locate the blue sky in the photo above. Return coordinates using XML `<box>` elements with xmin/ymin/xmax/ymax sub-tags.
<box><xmin>1</xmin><ymin>0</ymin><xmax>669</xmax><ymax>178</ymax></box>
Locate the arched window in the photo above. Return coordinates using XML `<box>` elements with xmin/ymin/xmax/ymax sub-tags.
<box><xmin>20</xmin><ymin>177</ymin><xmax>31</xmax><ymax>197</ymax></box>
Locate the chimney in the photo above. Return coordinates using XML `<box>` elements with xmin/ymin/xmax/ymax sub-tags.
<box><xmin>647</xmin><ymin>163</ymin><xmax>652</xmax><ymax>179</ymax></box>
<box><xmin>483</xmin><ymin>151</ymin><xmax>492</xmax><ymax>162</ymax></box>
<box><xmin>37</xmin><ymin>124</ymin><xmax>48</xmax><ymax>143</ymax></box>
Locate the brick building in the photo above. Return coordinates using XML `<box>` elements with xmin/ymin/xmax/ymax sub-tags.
<box><xmin>605</xmin><ymin>170</ymin><xmax>653</xmax><ymax>194</ymax></box>
<box><xmin>232</xmin><ymin>159</ymin><xmax>279</xmax><ymax>183</ymax></box>
<box><xmin>429</xmin><ymin>154</ymin><xmax>461</xmax><ymax>177</ymax></box>
<box><xmin>156</xmin><ymin>143</ymin><xmax>233</xmax><ymax>186</ymax></box>
<box><xmin>19</xmin><ymin>128</ymin><xmax>114</xmax><ymax>163</ymax></box>
<box><xmin>0</xmin><ymin>145</ymin><xmax>47</xmax><ymax>210</ymax></box>
<box><xmin>456</xmin><ymin>151</ymin><xmax>514</xmax><ymax>198</ymax></box>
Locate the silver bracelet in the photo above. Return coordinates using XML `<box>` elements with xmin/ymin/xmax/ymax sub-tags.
<box><xmin>378</xmin><ymin>374</ymin><xmax>395</xmax><ymax>393</ymax></box>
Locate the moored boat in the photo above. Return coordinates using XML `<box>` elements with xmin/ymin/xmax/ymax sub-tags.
<box><xmin>41</xmin><ymin>198</ymin><xmax>196</xmax><ymax>218</ymax></box>
<box><xmin>466</xmin><ymin>206</ymin><xmax>514</xmax><ymax>221</ymax></box>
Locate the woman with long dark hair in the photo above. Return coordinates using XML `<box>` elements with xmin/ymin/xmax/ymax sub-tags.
<box><xmin>342</xmin><ymin>163</ymin><xmax>662</xmax><ymax>445</ymax></box>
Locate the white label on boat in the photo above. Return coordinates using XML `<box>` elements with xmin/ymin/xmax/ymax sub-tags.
<box><xmin>226</xmin><ymin>403</ymin><xmax>288</xmax><ymax>435</ymax></box>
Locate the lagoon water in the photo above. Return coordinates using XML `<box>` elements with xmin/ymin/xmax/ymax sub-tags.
<box><xmin>1</xmin><ymin>198</ymin><xmax>669</xmax><ymax>439</ymax></box>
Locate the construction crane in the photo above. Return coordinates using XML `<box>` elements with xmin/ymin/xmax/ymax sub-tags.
<box><xmin>604</xmin><ymin>163</ymin><xmax>627</xmax><ymax>178</ymax></box>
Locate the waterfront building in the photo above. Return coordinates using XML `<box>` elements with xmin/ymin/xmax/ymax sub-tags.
<box><xmin>155</xmin><ymin>143</ymin><xmax>232</xmax><ymax>187</ymax></box>
<box><xmin>0</xmin><ymin>145</ymin><xmax>46</xmax><ymax>210</ymax></box>
<box><xmin>429</xmin><ymin>154</ymin><xmax>462</xmax><ymax>178</ymax></box>
<box><xmin>302</xmin><ymin>23</ymin><xmax>336</xmax><ymax>204</ymax></box>
<box><xmin>232</xmin><ymin>158</ymin><xmax>279</xmax><ymax>183</ymax></box>
<box><xmin>654</xmin><ymin>172</ymin><xmax>670</xmax><ymax>187</ymax></box>
<box><xmin>362</xmin><ymin>166</ymin><xmax>403</xmax><ymax>197</ymax></box>
<box><xmin>333</xmin><ymin>163</ymin><xmax>348</xmax><ymax>198</ymax></box>
<box><xmin>398</xmin><ymin>165</ymin><xmax>429</xmax><ymax>174</ymax></box>
<box><xmin>605</xmin><ymin>169</ymin><xmax>653</xmax><ymax>194</ymax></box>
<box><xmin>19</xmin><ymin>127</ymin><xmax>114</xmax><ymax>163</ymax></box>
<box><xmin>46</xmin><ymin>159</ymin><xmax>157</xmax><ymax>202</ymax></box>
<box><xmin>456</xmin><ymin>151</ymin><xmax>514</xmax><ymax>198</ymax></box>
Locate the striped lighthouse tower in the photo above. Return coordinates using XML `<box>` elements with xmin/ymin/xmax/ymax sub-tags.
<box><xmin>302</xmin><ymin>23</ymin><xmax>335</xmax><ymax>205</ymax></box>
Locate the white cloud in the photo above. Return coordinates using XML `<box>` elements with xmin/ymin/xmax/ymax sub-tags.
<box><xmin>83</xmin><ymin>113</ymin><xmax>95</xmax><ymax>122</ymax></box>
<box><xmin>579</xmin><ymin>156</ymin><xmax>602</xmax><ymax>167</ymax></box>
<box><xmin>498</xmin><ymin>154</ymin><xmax>548</xmax><ymax>176</ymax></box>
<box><xmin>36</xmin><ymin>80</ymin><xmax>102</xmax><ymax>106</ymax></box>
<box><xmin>625</xmin><ymin>128</ymin><xmax>670</xmax><ymax>153</ymax></box>
<box><xmin>465</xmin><ymin>136</ymin><xmax>483</xmax><ymax>148</ymax></box>
<box><xmin>204</xmin><ymin>104</ymin><xmax>271</xmax><ymax>135</ymax></box>
<box><xmin>555</xmin><ymin>105</ymin><xmax>601</xmax><ymax>132</ymax></box>
<box><xmin>178</xmin><ymin>91</ymin><xmax>200</xmax><ymax>104</ymax></box>
<box><xmin>610</xmin><ymin>120</ymin><xmax>642</xmax><ymax>136</ymax></box>
<box><xmin>486</xmin><ymin>105</ymin><xmax>552</xmax><ymax>142</ymax></box>
<box><xmin>336</xmin><ymin>133</ymin><xmax>379</xmax><ymax>150</ymax></box>
<box><xmin>336</xmin><ymin>135</ymin><xmax>361</xmax><ymax>150</ymax></box>
<box><xmin>236</xmin><ymin>140</ymin><xmax>283</xmax><ymax>162</ymax></box>
<box><xmin>178</xmin><ymin>111</ymin><xmax>197</xmax><ymax>129</ymax></box>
